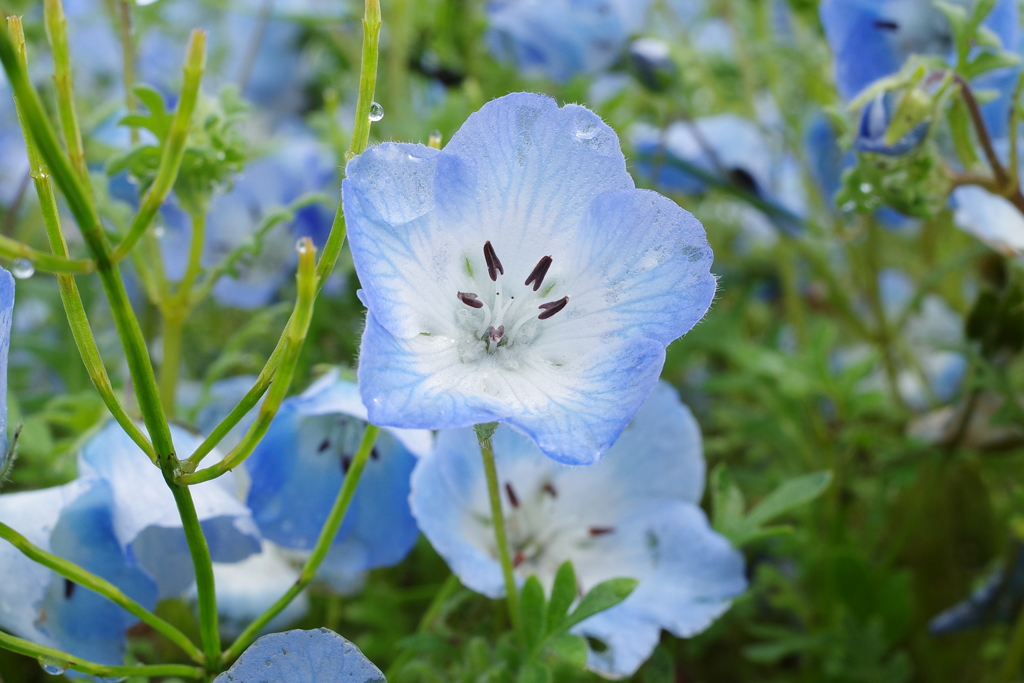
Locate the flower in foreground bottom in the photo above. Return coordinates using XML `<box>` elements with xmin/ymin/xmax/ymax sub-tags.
<box><xmin>214</xmin><ymin>628</ymin><xmax>385</xmax><ymax>683</ymax></box>
<box><xmin>410</xmin><ymin>382</ymin><xmax>746</xmax><ymax>676</ymax></box>
<box><xmin>344</xmin><ymin>92</ymin><xmax>716</xmax><ymax>465</ymax></box>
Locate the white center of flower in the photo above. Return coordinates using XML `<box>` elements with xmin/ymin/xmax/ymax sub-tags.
<box><xmin>455</xmin><ymin>241</ymin><xmax>569</xmax><ymax>356</ymax></box>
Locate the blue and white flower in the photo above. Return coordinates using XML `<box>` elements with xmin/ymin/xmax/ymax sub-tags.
<box><xmin>233</xmin><ymin>370</ymin><xmax>431</xmax><ymax>590</ymax></box>
<box><xmin>344</xmin><ymin>93</ymin><xmax>716</xmax><ymax>465</ymax></box>
<box><xmin>410</xmin><ymin>382</ymin><xmax>747</xmax><ymax>677</ymax></box>
<box><xmin>78</xmin><ymin>421</ymin><xmax>262</xmax><ymax>597</ymax></box>
<box><xmin>486</xmin><ymin>0</ymin><xmax>652</xmax><ymax>82</ymax></box>
<box><xmin>0</xmin><ymin>479</ymin><xmax>160</xmax><ymax>667</ymax></box>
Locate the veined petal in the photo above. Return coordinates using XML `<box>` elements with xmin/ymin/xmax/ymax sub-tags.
<box><xmin>0</xmin><ymin>267</ymin><xmax>13</xmax><ymax>462</ymax></box>
<box><xmin>78</xmin><ymin>421</ymin><xmax>261</xmax><ymax>597</ymax></box>
<box><xmin>213</xmin><ymin>628</ymin><xmax>385</xmax><ymax>683</ymax></box>
<box><xmin>360</xmin><ymin>312</ymin><xmax>668</xmax><ymax>464</ymax></box>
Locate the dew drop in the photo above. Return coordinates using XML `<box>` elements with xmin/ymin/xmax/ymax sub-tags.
<box><xmin>859</xmin><ymin>182</ymin><xmax>873</xmax><ymax>193</ymax></box>
<box><xmin>38</xmin><ymin>659</ymin><xmax>66</xmax><ymax>675</ymax></box>
<box><xmin>153</xmin><ymin>225</ymin><xmax>166</xmax><ymax>239</ymax></box>
<box><xmin>295</xmin><ymin>238</ymin><xmax>311</xmax><ymax>254</ymax></box>
<box><xmin>12</xmin><ymin>258</ymin><xmax>35</xmax><ymax>279</ymax></box>
<box><xmin>368</xmin><ymin>102</ymin><xmax>384</xmax><ymax>122</ymax></box>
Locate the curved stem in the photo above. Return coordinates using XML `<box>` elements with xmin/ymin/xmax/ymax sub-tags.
<box><xmin>43</xmin><ymin>0</ymin><xmax>88</xmax><ymax>184</ymax></box>
<box><xmin>0</xmin><ymin>234</ymin><xmax>93</xmax><ymax>273</ymax></box>
<box><xmin>159</xmin><ymin>310</ymin><xmax>185</xmax><ymax>416</ymax></box>
<box><xmin>0</xmin><ymin>631</ymin><xmax>204</xmax><ymax>679</ymax></box>
<box><xmin>222</xmin><ymin>424</ymin><xmax>381</xmax><ymax>664</ymax></box>
<box><xmin>0</xmin><ymin>521</ymin><xmax>204</xmax><ymax>664</ymax></box>
<box><xmin>179</xmin><ymin>240</ymin><xmax>317</xmax><ymax>483</ymax></box>
<box><xmin>477</xmin><ymin>428</ymin><xmax>523</xmax><ymax>642</ymax></box>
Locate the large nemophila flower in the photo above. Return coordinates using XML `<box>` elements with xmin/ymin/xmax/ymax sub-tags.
<box><xmin>344</xmin><ymin>93</ymin><xmax>715</xmax><ymax>465</ymax></box>
<box><xmin>410</xmin><ymin>382</ymin><xmax>746</xmax><ymax>677</ymax></box>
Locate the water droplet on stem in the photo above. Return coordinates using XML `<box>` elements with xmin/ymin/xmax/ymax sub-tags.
<box><xmin>368</xmin><ymin>102</ymin><xmax>384</xmax><ymax>122</ymax></box>
<box><xmin>12</xmin><ymin>258</ymin><xmax>35</xmax><ymax>279</ymax></box>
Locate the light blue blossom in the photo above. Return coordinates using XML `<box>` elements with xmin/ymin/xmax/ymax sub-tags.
<box><xmin>930</xmin><ymin>544</ymin><xmax>1024</xmax><ymax>634</ymax></box>
<box><xmin>0</xmin><ymin>479</ymin><xmax>159</xmax><ymax>667</ymax></box>
<box><xmin>486</xmin><ymin>0</ymin><xmax>652</xmax><ymax>82</ymax></box>
<box><xmin>410</xmin><ymin>382</ymin><xmax>747</xmax><ymax>677</ymax></box>
<box><xmin>344</xmin><ymin>93</ymin><xmax>716</xmax><ymax>465</ymax></box>
<box><xmin>820</xmin><ymin>0</ymin><xmax>1020</xmax><ymax>140</ymax></box>
<box><xmin>0</xmin><ymin>78</ymin><xmax>28</xmax><ymax>208</ymax></box>
<box><xmin>0</xmin><ymin>268</ymin><xmax>13</xmax><ymax>468</ymax></box>
<box><xmin>243</xmin><ymin>370</ymin><xmax>431</xmax><ymax>589</ymax></box>
<box><xmin>952</xmin><ymin>184</ymin><xmax>1024</xmax><ymax>255</ymax></box>
<box><xmin>213</xmin><ymin>628</ymin><xmax>385</xmax><ymax>683</ymax></box>
<box><xmin>78</xmin><ymin>421</ymin><xmax>262</xmax><ymax>597</ymax></box>
<box><xmin>854</xmin><ymin>91</ymin><xmax>929</xmax><ymax>156</ymax></box>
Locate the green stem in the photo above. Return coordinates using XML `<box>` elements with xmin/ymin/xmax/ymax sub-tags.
<box><xmin>0</xmin><ymin>24</ymin><xmax>223</xmax><ymax>669</ymax></box>
<box><xmin>117</xmin><ymin>0</ymin><xmax>138</xmax><ymax>145</ymax></box>
<box><xmin>863</xmin><ymin>218</ymin><xmax>907</xmax><ymax>412</ymax></box>
<box><xmin>0</xmin><ymin>631</ymin><xmax>203</xmax><ymax>679</ymax></box>
<box><xmin>776</xmin><ymin>241</ymin><xmax>807</xmax><ymax>348</ymax></box>
<box><xmin>0</xmin><ymin>521</ymin><xmax>203</xmax><ymax>664</ymax></box>
<box><xmin>110</xmin><ymin>30</ymin><xmax>206</xmax><ymax>264</ymax></box>
<box><xmin>7</xmin><ymin>16</ymin><xmax>156</xmax><ymax>463</ymax></box>
<box><xmin>43</xmin><ymin>0</ymin><xmax>88</xmax><ymax>184</ymax></box>
<box><xmin>346</xmin><ymin>0</ymin><xmax>381</xmax><ymax>160</ymax></box>
<box><xmin>222</xmin><ymin>424</ymin><xmax>381</xmax><ymax>664</ymax></box>
<box><xmin>180</xmin><ymin>239</ymin><xmax>317</xmax><ymax>483</ymax></box>
<box><xmin>178</xmin><ymin>205</ymin><xmax>206</xmax><ymax>298</ymax></box>
<box><xmin>385</xmin><ymin>574</ymin><xmax>462</xmax><ymax>680</ymax></box>
<box><xmin>0</xmin><ymin>234</ymin><xmax>93</xmax><ymax>273</ymax></box>
<box><xmin>160</xmin><ymin>310</ymin><xmax>185</xmax><ymax>416</ymax></box>
<box><xmin>477</xmin><ymin>429</ymin><xmax>522</xmax><ymax>641</ymax></box>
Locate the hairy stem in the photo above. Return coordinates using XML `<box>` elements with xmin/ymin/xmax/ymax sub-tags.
<box><xmin>477</xmin><ymin>429</ymin><xmax>523</xmax><ymax>641</ymax></box>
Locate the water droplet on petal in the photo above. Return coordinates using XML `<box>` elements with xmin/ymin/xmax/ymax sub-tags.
<box><xmin>368</xmin><ymin>102</ymin><xmax>384</xmax><ymax>122</ymax></box>
<box><xmin>38</xmin><ymin>659</ymin><xmax>66</xmax><ymax>675</ymax></box>
<box><xmin>12</xmin><ymin>258</ymin><xmax>35</xmax><ymax>279</ymax></box>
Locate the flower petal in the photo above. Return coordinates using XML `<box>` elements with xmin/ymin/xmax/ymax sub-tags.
<box><xmin>78</xmin><ymin>421</ymin><xmax>261</xmax><ymax>597</ymax></box>
<box><xmin>213</xmin><ymin>628</ymin><xmax>385</xmax><ymax>683</ymax></box>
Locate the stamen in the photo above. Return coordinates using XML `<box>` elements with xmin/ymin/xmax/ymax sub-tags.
<box><xmin>458</xmin><ymin>291</ymin><xmax>484</xmax><ymax>309</ymax></box>
<box><xmin>317</xmin><ymin>438</ymin><xmax>331</xmax><ymax>453</ymax></box>
<box><xmin>341</xmin><ymin>455</ymin><xmax>352</xmax><ymax>473</ymax></box>
<box><xmin>513</xmin><ymin>551</ymin><xmax>526</xmax><ymax>567</ymax></box>
<box><xmin>487</xmin><ymin>325</ymin><xmax>505</xmax><ymax>343</ymax></box>
<box><xmin>589</xmin><ymin>526</ymin><xmax>615</xmax><ymax>536</ymax></box>
<box><xmin>371</xmin><ymin>448</ymin><xmax>380</xmax><ymax>461</ymax></box>
<box><xmin>873</xmin><ymin>19</ymin><xmax>898</xmax><ymax>30</ymax></box>
<box><xmin>505</xmin><ymin>482</ymin><xmax>520</xmax><ymax>508</ymax></box>
<box><xmin>538</xmin><ymin>295</ymin><xmax>569</xmax><ymax>320</ymax></box>
<box><xmin>483</xmin><ymin>241</ymin><xmax>504</xmax><ymax>281</ymax></box>
<box><xmin>64</xmin><ymin>579</ymin><xmax>76</xmax><ymax>599</ymax></box>
<box><xmin>524</xmin><ymin>255</ymin><xmax>553</xmax><ymax>291</ymax></box>
<box><xmin>542</xmin><ymin>482</ymin><xmax>558</xmax><ymax>498</ymax></box>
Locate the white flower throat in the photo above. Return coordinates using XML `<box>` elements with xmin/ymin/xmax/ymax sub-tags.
<box><xmin>456</xmin><ymin>241</ymin><xmax>570</xmax><ymax>352</ymax></box>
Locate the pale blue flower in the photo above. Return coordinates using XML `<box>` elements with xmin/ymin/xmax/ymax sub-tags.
<box><xmin>0</xmin><ymin>79</ymin><xmax>28</xmax><ymax>208</ymax></box>
<box><xmin>243</xmin><ymin>370</ymin><xmax>432</xmax><ymax>589</ymax></box>
<box><xmin>952</xmin><ymin>184</ymin><xmax>1024</xmax><ymax>255</ymax></box>
<box><xmin>820</xmin><ymin>0</ymin><xmax>1020</xmax><ymax>139</ymax></box>
<box><xmin>78</xmin><ymin>421</ymin><xmax>262</xmax><ymax>597</ymax></box>
<box><xmin>214</xmin><ymin>628</ymin><xmax>385</xmax><ymax>683</ymax></box>
<box><xmin>410</xmin><ymin>382</ymin><xmax>746</xmax><ymax>677</ymax></box>
<box><xmin>486</xmin><ymin>0</ymin><xmax>652</xmax><ymax>82</ymax></box>
<box><xmin>930</xmin><ymin>544</ymin><xmax>1024</xmax><ymax>634</ymax></box>
<box><xmin>0</xmin><ymin>479</ymin><xmax>159</xmax><ymax>667</ymax></box>
<box><xmin>344</xmin><ymin>93</ymin><xmax>716</xmax><ymax>465</ymax></box>
<box><xmin>0</xmin><ymin>268</ymin><xmax>13</xmax><ymax>466</ymax></box>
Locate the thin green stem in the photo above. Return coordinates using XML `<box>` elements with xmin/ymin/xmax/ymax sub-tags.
<box><xmin>43</xmin><ymin>0</ymin><xmax>88</xmax><ymax>183</ymax></box>
<box><xmin>178</xmin><ymin>205</ymin><xmax>206</xmax><ymax>298</ymax></box>
<box><xmin>117</xmin><ymin>0</ymin><xmax>138</xmax><ymax>145</ymax></box>
<box><xmin>110</xmin><ymin>30</ymin><xmax>206</xmax><ymax>264</ymax></box>
<box><xmin>0</xmin><ymin>522</ymin><xmax>203</xmax><ymax>664</ymax></box>
<box><xmin>863</xmin><ymin>218</ymin><xmax>908</xmax><ymax>412</ymax></box>
<box><xmin>347</xmin><ymin>0</ymin><xmax>381</xmax><ymax>160</ymax></box>
<box><xmin>0</xmin><ymin>631</ymin><xmax>203</xmax><ymax>679</ymax></box>
<box><xmin>477</xmin><ymin>429</ymin><xmax>523</xmax><ymax>641</ymax></box>
<box><xmin>160</xmin><ymin>310</ymin><xmax>185</xmax><ymax>416</ymax></box>
<box><xmin>7</xmin><ymin>16</ymin><xmax>156</xmax><ymax>463</ymax></box>
<box><xmin>0</xmin><ymin>234</ymin><xmax>93</xmax><ymax>273</ymax></box>
<box><xmin>180</xmin><ymin>239</ymin><xmax>317</xmax><ymax>483</ymax></box>
<box><xmin>222</xmin><ymin>424</ymin><xmax>381</xmax><ymax>664</ymax></box>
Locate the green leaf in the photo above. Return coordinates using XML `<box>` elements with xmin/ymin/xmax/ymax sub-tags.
<box><xmin>546</xmin><ymin>561</ymin><xmax>577</xmax><ymax>634</ymax></box>
<box><xmin>744</xmin><ymin>471</ymin><xmax>834</xmax><ymax>530</ymax></box>
<box><xmin>711</xmin><ymin>465</ymin><xmax>746</xmax><ymax>534</ymax></box>
<box><xmin>520</xmin><ymin>575</ymin><xmax>547</xmax><ymax>652</ymax></box>
<box><xmin>963</xmin><ymin>50</ymin><xmax>1022</xmax><ymax>80</ymax></box>
<box><xmin>546</xmin><ymin>633</ymin><xmax>588</xmax><ymax>669</ymax></box>
<box><xmin>561</xmin><ymin>578</ymin><xmax>638</xmax><ymax>631</ymax></box>
<box><xmin>516</xmin><ymin>662</ymin><xmax>551</xmax><ymax>683</ymax></box>
<box><xmin>641</xmin><ymin>646</ymin><xmax>674</xmax><ymax>683</ymax></box>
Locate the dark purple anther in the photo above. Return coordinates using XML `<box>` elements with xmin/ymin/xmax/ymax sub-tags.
<box><xmin>483</xmin><ymin>241</ymin><xmax>504</xmax><ymax>281</ymax></box>
<box><xmin>458</xmin><ymin>291</ymin><xmax>484</xmax><ymax>309</ymax></box>
<box><xmin>317</xmin><ymin>438</ymin><xmax>331</xmax><ymax>453</ymax></box>
<box><xmin>524</xmin><ymin>255</ymin><xmax>553</xmax><ymax>291</ymax></box>
<box><xmin>589</xmin><ymin>526</ymin><xmax>615</xmax><ymax>536</ymax></box>
<box><xmin>505</xmin><ymin>482</ymin><xmax>520</xmax><ymax>508</ymax></box>
<box><xmin>538</xmin><ymin>295</ymin><xmax>569</xmax><ymax>320</ymax></box>
<box><xmin>542</xmin><ymin>482</ymin><xmax>558</xmax><ymax>498</ymax></box>
<box><xmin>487</xmin><ymin>325</ymin><xmax>505</xmax><ymax>343</ymax></box>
